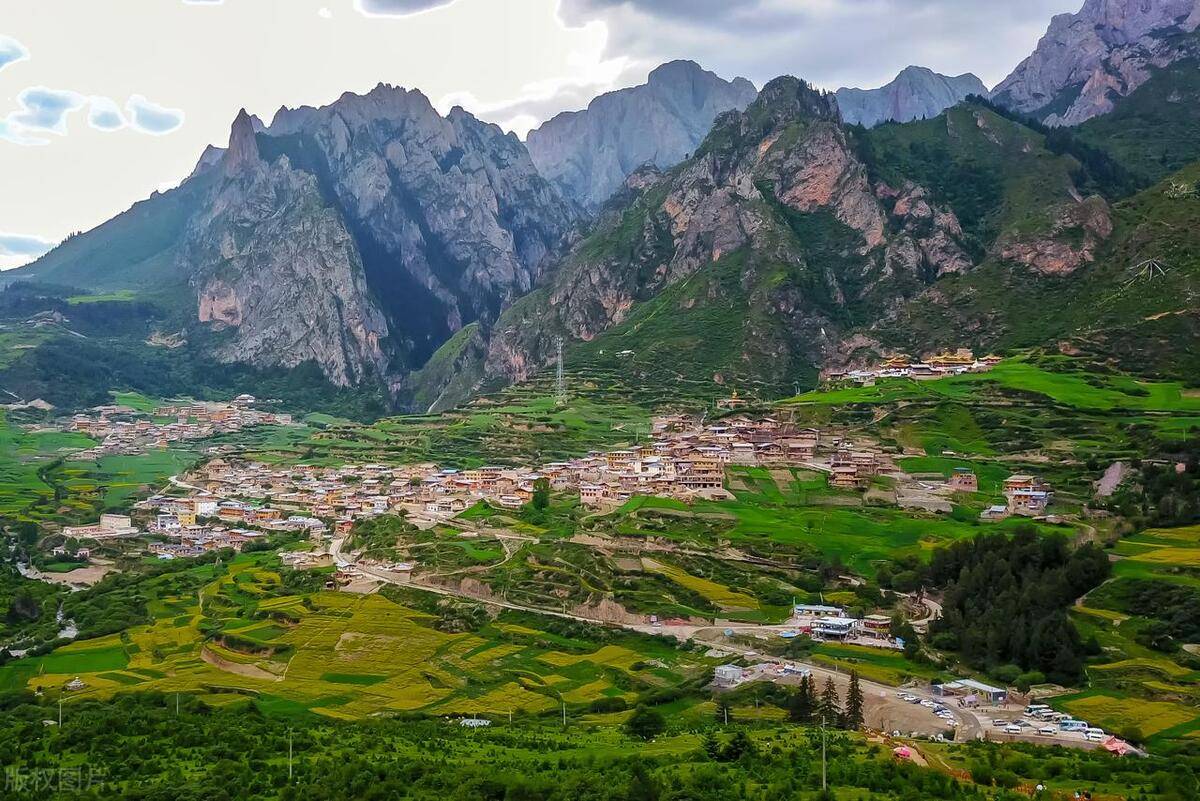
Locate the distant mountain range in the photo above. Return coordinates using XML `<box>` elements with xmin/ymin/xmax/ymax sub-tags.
<box><xmin>525</xmin><ymin>60</ymin><xmax>757</xmax><ymax>211</ymax></box>
<box><xmin>835</xmin><ymin>67</ymin><xmax>988</xmax><ymax>128</ymax></box>
<box><xmin>3</xmin><ymin>0</ymin><xmax>1197</xmax><ymax>414</ymax></box>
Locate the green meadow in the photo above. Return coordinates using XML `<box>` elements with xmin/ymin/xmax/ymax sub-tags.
<box><xmin>788</xmin><ymin>358</ymin><xmax>1200</xmax><ymax>414</ymax></box>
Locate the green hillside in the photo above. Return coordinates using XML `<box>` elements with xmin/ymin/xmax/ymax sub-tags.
<box><xmin>1077</xmin><ymin>53</ymin><xmax>1200</xmax><ymax>185</ymax></box>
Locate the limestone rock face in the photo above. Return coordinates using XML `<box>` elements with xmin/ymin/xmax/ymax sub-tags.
<box><xmin>992</xmin><ymin>0</ymin><xmax>1200</xmax><ymax>124</ymax></box>
<box><xmin>181</xmin><ymin>119</ymin><xmax>389</xmax><ymax>386</ymax></box>
<box><xmin>440</xmin><ymin>76</ymin><xmax>977</xmax><ymax>405</ymax></box>
<box><xmin>835</xmin><ymin>67</ymin><xmax>988</xmax><ymax>128</ymax></box>
<box><xmin>171</xmin><ymin>85</ymin><xmax>579</xmax><ymax>387</ymax></box>
<box><xmin>526</xmin><ymin>60</ymin><xmax>757</xmax><ymax>211</ymax></box>
<box><xmin>260</xmin><ymin>86</ymin><xmax>579</xmax><ymax>367</ymax></box>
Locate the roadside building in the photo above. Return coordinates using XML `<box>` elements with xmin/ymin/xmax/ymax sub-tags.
<box><xmin>932</xmin><ymin>679</ymin><xmax>1007</xmax><ymax>705</ymax></box>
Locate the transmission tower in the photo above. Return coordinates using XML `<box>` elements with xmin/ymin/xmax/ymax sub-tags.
<box><xmin>554</xmin><ymin>336</ymin><xmax>566</xmax><ymax>405</ymax></box>
<box><xmin>1124</xmin><ymin>258</ymin><xmax>1168</xmax><ymax>287</ymax></box>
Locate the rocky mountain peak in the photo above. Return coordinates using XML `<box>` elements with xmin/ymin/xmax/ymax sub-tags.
<box><xmin>992</xmin><ymin>0</ymin><xmax>1200</xmax><ymax>124</ymax></box>
<box><xmin>223</xmin><ymin>109</ymin><xmax>262</xmax><ymax>173</ymax></box>
<box><xmin>525</xmin><ymin>60</ymin><xmax>757</xmax><ymax>210</ymax></box>
<box><xmin>748</xmin><ymin>75</ymin><xmax>840</xmax><ymax>128</ymax></box>
<box><xmin>834</xmin><ymin>66</ymin><xmax>987</xmax><ymax>127</ymax></box>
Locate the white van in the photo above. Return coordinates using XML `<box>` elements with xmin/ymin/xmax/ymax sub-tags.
<box><xmin>1005</xmin><ymin>724</ymin><xmax>1022</xmax><ymax>734</ymax></box>
<box><xmin>1025</xmin><ymin>704</ymin><xmax>1050</xmax><ymax>715</ymax></box>
<box><xmin>1085</xmin><ymin>727</ymin><xmax>1106</xmax><ymax>738</ymax></box>
<box><xmin>1039</xmin><ymin>726</ymin><xmax>1057</xmax><ymax>736</ymax></box>
<box><xmin>1086</xmin><ymin>731</ymin><xmax>1105</xmax><ymax>742</ymax></box>
<box><xmin>1060</xmin><ymin>719</ymin><xmax>1087</xmax><ymax>732</ymax></box>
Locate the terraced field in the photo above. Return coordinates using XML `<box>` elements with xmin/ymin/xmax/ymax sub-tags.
<box><xmin>0</xmin><ymin>554</ymin><xmax>712</xmax><ymax>719</ymax></box>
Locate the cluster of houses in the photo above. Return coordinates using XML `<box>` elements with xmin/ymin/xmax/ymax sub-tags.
<box><xmin>64</xmin><ymin>394</ymin><xmax>295</xmax><ymax>457</ymax></box>
<box><xmin>132</xmin><ymin>416</ymin><xmax>886</xmax><ymax>524</ymax></box>
<box><xmin>981</xmin><ymin>474</ymin><xmax>1054</xmax><ymax>520</ymax></box>
<box><xmin>576</xmin><ymin>416</ymin><xmax>885</xmax><ymax>507</ymax></box>
<box><xmin>824</xmin><ymin>350</ymin><xmax>1002</xmax><ymax>385</ymax></box>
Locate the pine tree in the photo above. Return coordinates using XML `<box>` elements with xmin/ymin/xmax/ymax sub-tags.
<box><xmin>844</xmin><ymin>670</ymin><xmax>865</xmax><ymax>730</ymax></box>
<box><xmin>819</xmin><ymin>676</ymin><xmax>841</xmax><ymax>726</ymax></box>
<box><xmin>788</xmin><ymin>674</ymin><xmax>815</xmax><ymax>723</ymax></box>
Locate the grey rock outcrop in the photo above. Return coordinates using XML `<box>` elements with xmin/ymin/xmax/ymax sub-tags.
<box><xmin>525</xmin><ymin>60</ymin><xmax>757</xmax><ymax>211</ymax></box>
<box><xmin>992</xmin><ymin>0</ymin><xmax>1200</xmax><ymax>125</ymax></box>
<box><xmin>184</xmin><ymin>113</ymin><xmax>389</xmax><ymax>385</ymax></box>
<box><xmin>257</xmin><ymin>84</ymin><xmax>578</xmax><ymax>367</ymax></box>
<box><xmin>835</xmin><ymin>66</ymin><xmax>988</xmax><ymax>127</ymax></box>
<box><xmin>429</xmin><ymin>77</ymin><xmax>974</xmax><ymax>406</ymax></box>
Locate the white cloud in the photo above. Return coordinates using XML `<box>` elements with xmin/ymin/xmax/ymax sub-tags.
<box><xmin>0</xmin><ymin>231</ymin><xmax>55</xmax><ymax>270</ymax></box>
<box><xmin>8</xmin><ymin>86</ymin><xmax>85</xmax><ymax>134</ymax></box>
<box><xmin>88</xmin><ymin>96</ymin><xmax>127</xmax><ymax>131</ymax></box>
<box><xmin>0</xmin><ymin>89</ymin><xmax>182</xmax><ymax>144</ymax></box>
<box><xmin>0</xmin><ymin>34</ymin><xmax>30</xmax><ymax>73</ymax></box>
<box><xmin>437</xmin><ymin>29</ymin><xmax>633</xmax><ymax>137</ymax></box>
<box><xmin>0</xmin><ymin>119</ymin><xmax>49</xmax><ymax>146</ymax></box>
<box><xmin>556</xmin><ymin>0</ymin><xmax>1078</xmax><ymax>91</ymax></box>
<box><xmin>125</xmin><ymin>95</ymin><xmax>185</xmax><ymax>135</ymax></box>
<box><xmin>354</xmin><ymin>0</ymin><xmax>458</xmax><ymax>18</ymax></box>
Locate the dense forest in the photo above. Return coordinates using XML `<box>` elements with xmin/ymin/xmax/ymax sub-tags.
<box><xmin>0</xmin><ymin>691</ymin><xmax>1195</xmax><ymax>801</ymax></box>
<box><xmin>924</xmin><ymin>528</ymin><xmax>1111</xmax><ymax>685</ymax></box>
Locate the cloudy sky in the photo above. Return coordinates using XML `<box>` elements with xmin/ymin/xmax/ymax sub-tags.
<box><xmin>0</xmin><ymin>0</ymin><xmax>1080</xmax><ymax>268</ymax></box>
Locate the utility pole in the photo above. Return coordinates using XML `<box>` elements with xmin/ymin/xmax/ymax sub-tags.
<box><xmin>58</xmin><ymin>699</ymin><xmax>62</xmax><ymax>728</ymax></box>
<box><xmin>288</xmin><ymin>729</ymin><xmax>293</xmax><ymax>782</ymax></box>
<box><xmin>821</xmin><ymin>716</ymin><xmax>827</xmax><ymax>792</ymax></box>
<box><xmin>176</xmin><ymin>693</ymin><xmax>180</xmax><ymax>715</ymax></box>
<box><xmin>561</xmin><ymin>700</ymin><xmax>566</xmax><ymax>727</ymax></box>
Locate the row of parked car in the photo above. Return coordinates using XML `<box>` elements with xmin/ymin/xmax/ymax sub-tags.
<box><xmin>896</xmin><ymin>692</ymin><xmax>959</xmax><ymax>727</ymax></box>
<box><xmin>995</xmin><ymin>704</ymin><xmax>1107</xmax><ymax>741</ymax></box>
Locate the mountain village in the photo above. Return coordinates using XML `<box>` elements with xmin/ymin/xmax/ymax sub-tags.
<box><xmin>56</xmin><ymin>413</ymin><xmax>1054</xmax><ymax>562</ymax></box>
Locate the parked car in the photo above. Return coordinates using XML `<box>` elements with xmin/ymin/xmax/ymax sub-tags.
<box><xmin>1004</xmin><ymin>724</ymin><xmax>1022</xmax><ymax>734</ymax></box>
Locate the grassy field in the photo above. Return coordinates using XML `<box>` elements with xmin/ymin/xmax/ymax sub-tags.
<box><xmin>643</xmin><ymin>559</ymin><xmax>761</xmax><ymax>612</ymax></box>
<box><xmin>789</xmin><ymin>358</ymin><xmax>1200</xmax><ymax>414</ymax></box>
<box><xmin>605</xmin><ymin>467</ymin><xmax>1078</xmax><ymax>574</ymax></box>
<box><xmin>1054</xmin><ymin>690</ymin><xmax>1200</xmax><ymax>739</ymax></box>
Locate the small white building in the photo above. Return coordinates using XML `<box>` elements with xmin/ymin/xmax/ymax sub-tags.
<box><xmin>714</xmin><ymin>664</ymin><xmax>744</xmax><ymax>687</ymax></box>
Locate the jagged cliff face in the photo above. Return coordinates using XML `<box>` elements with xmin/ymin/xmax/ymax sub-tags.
<box><xmin>257</xmin><ymin>86</ymin><xmax>579</xmax><ymax>367</ymax></box>
<box><xmin>182</xmin><ymin>112</ymin><xmax>390</xmax><ymax>386</ymax></box>
<box><xmin>835</xmin><ymin>66</ymin><xmax>988</xmax><ymax>128</ymax></box>
<box><xmin>19</xmin><ymin>87</ymin><xmax>579</xmax><ymax>389</ymax></box>
<box><xmin>525</xmin><ymin>60</ymin><xmax>757</xmax><ymax>211</ymax></box>
<box><xmin>992</xmin><ymin>0</ymin><xmax>1200</xmax><ymax>125</ymax></box>
<box><xmin>415</xmin><ymin>77</ymin><xmax>975</xmax><ymax>407</ymax></box>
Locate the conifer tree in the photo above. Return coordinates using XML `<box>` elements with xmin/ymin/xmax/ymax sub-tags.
<box><xmin>789</xmin><ymin>674</ymin><xmax>815</xmax><ymax>723</ymax></box>
<box><xmin>819</xmin><ymin>676</ymin><xmax>841</xmax><ymax>726</ymax></box>
<box><xmin>844</xmin><ymin>670</ymin><xmax>865</xmax><ymax>730</ymax></box>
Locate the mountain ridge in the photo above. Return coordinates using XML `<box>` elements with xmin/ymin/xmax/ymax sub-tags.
<box><xmin>525</xmin><ymin>60</ymin><xmax>757</xmax><ymax>211</ymax></box>
<box><xmin>834</xmin><ymin>66</ymin><xmax>988</xmax><ymax>128</ymax></box>
<box><xmin>992</xmin><ymin>0</ymin><xmax>1200</xmax><ymax>124</ymax></box>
